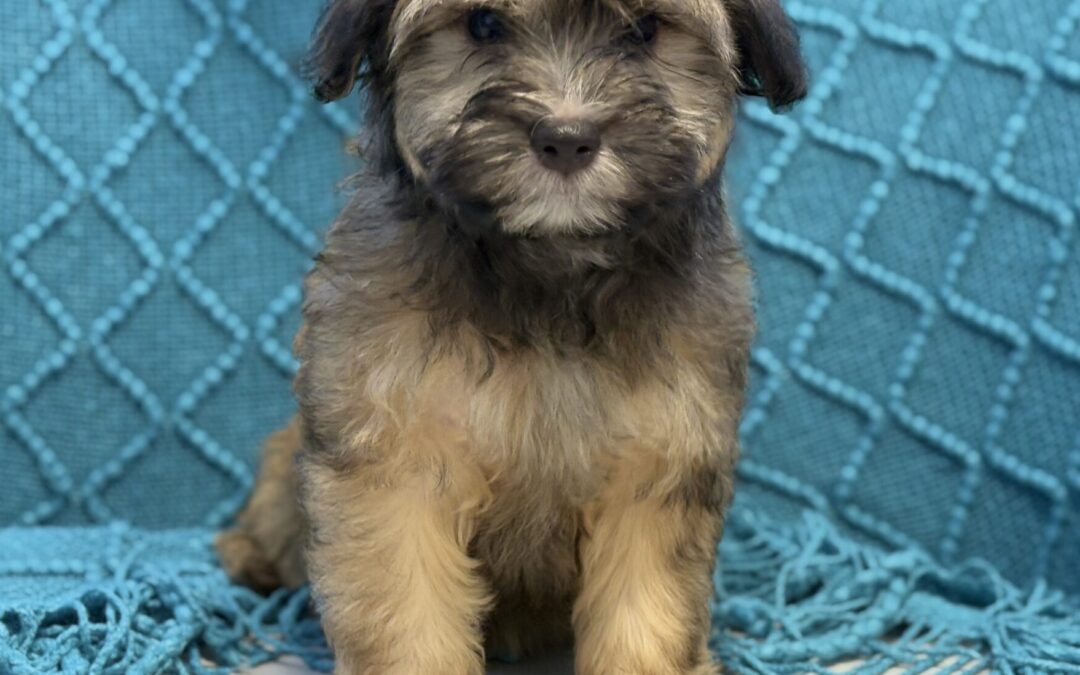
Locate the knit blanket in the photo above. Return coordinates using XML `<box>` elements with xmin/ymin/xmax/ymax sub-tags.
<box><xmin>2</xmin><ymin>0</ymin><xmax>1080</xmax><ymax>672</ymax></box>
<box><xmin>3</xmin><ymin>513</ymin><xmax>1079</xmax><ymax>674</ymax></box>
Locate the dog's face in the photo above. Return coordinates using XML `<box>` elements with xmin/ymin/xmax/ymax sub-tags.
<box><xmin>309</xmin><ymin>0</ymin><xmax>806</xmax><ymax>236</ymax></box>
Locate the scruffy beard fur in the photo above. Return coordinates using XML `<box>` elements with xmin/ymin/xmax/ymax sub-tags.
<box><xmin>215</xmin><ymin>0</ymin><xmax>806</xmax><ymax>673</ymax></box>
<box><xmin>399</xmin><ymin>0</ymin><xmax>732</xmax><ymax>235</ymax></box>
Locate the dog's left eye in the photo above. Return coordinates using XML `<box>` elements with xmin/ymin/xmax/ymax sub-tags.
<box><xmin>467</xmin><ymin>8</ymin><xmax>507</xmax><ymax>44</ymax></box>
<box><xmin>623</xmin><ymin>13</ymin><xmax>659</xmax><ymax>46</ymax></box>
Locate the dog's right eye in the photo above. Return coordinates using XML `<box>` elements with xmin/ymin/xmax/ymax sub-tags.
<box><xmin>467</xmin><ymin>8</ymin><xmax>506</xmax><ymax>44</ymax></box>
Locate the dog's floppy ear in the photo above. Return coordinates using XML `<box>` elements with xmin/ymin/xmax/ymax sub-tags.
<box><xmin>728</xmin><ymin>0</ymin><xmax>808</xmax><ymax>110</ymax></box>
<box><xmin>306</xmin><ymin>0</ymin><xmax>394</xmax><ymax>102</ymax></box>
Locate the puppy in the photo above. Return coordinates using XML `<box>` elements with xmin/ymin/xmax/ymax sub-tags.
<box><xmin>216</xmin><ymin>0</ymin><xmax>805</xmax><ymax>673</ymax></box>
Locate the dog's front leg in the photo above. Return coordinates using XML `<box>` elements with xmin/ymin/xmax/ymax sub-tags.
<box><xmin>303</xmin><ymin>459</ymin><xmax>492</xmax><ymax>675</ymax></box>
<box><xmin>574</xmin><ymin>456</ymin><xmax>725</xmax><ymax>675</ymax></box>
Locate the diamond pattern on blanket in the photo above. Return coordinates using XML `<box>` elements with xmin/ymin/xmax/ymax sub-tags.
<box><xmin>2</xmin><ymin>0</ymin><xmax>1079</xmax><ymax>597</ymax></box>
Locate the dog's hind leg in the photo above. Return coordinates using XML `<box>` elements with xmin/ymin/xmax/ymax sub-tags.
<box><xmin>215</xmin><ymin>417</ymin><xmax>308</xmax><ymax>593</ymax></box>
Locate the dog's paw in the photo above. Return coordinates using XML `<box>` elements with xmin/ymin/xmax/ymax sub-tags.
<box><xmin>214</xmin><ymin>527</ymin><xmax>283</xmax><ymax>593</ymax></box>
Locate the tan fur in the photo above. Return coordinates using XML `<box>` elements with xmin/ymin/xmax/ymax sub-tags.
<box><xmin>217</xmin><ymin>0</ymin><xmax>807</xmax><ymax>671</ymax></box>
<box><xmin>222</xmin><ymin>267</ymin><xmax>749</xmax><ymax>672</ymax></box>
<box><xmin>215</xmin><ymin>420</ymin><xmax>306</xmax><ymax>593</ymax></box>
<box><xmin>304</xmin><ymin>459</ymin><xmax>493</xmax><ymax>675</ymax></box>
<box><xmin>574</xmin><ymin>443</ymin><xmax>727</xmax><ymax>675</ymax></box>
<box><xmin>390</xmin><ymin>0</ymin><xmax>738</xmax><ymax>235</ymax></box>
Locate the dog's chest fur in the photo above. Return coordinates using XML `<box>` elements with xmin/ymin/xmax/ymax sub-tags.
<box><xmin>295</xmin><ymin>180</ymin><xmax>752</xmax><ymax>557</ymax></box>
<box><xmin>287</xmin><ymin>181</ymin><xmax>756</xmax><ymax>638</ymax></box>
<box><xmin>301</xmin><ymin>301</ymin><xmax>732</xmax><ymax>498</ymax></box>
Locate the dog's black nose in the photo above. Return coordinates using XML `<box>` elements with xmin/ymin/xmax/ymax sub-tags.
<box><xmin>530</xmin><ymin>118</ymin><xmax>601</xmax><ymax>175</ymax></box>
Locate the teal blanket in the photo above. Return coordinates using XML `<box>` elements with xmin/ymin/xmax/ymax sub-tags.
<box><xmin>2</xmin><ymin>0</ymin><xmax>1079</xmax><ymax>672</ymax></box>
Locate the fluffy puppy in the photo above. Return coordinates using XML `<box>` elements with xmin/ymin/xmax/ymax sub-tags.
<box><xmin>216</xmin><ymin>0</ymin><xmax>805</xmax><ymax>673</ymax></box>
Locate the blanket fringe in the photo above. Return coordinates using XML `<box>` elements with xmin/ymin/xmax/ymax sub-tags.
<box><xmin>714</xmin><ymin>511</ymin><xmax>1080</xmax><ymax>673</ymax></box>
<box><xmin>2</xmin><ymin>512</ymin><xmax>1078</xmax><ymax>674</ymax></box>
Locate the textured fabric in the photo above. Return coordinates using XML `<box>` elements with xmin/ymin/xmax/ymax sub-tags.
<box><xmin>2</xmin><ymin>0</ymin><xmax>1080</xmax><ymax>672</ymax></box>
<box><xmin>2</xmin><ymin>515</ymin><xmax>1079</xmax><ymax>675</ymax></box>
